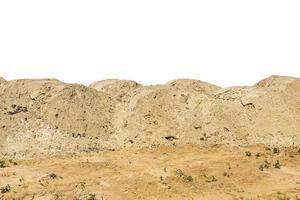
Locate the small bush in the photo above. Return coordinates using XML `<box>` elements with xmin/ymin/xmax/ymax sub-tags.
<box><xmin>245</xmin><ymin>151</ymin><xmax>252</xmax><ymax>157</ymax></box>
<box><xmin>175</xmin><ymin>169</ymin><xmax>193</xmax><ymax>182</ymax></box>
<box><xmin>223</xmin><ymin>172</ymin><xmax>231</xmax><ymax>177</ymax></box>
<box><xmin>275</xmin><ymin>160</ymin><xmax>281</xmax><ymax>169</ymax></box>
<box><xmin>0</xmin><ymin>184</ymin><xmax>11</xmax><ymax>194</ymax></box>
<box><xmin>0</xmin><ymin>160</ymin><xmax>6</xmax><ymax>168</ymax></box>
<box><xmin>204</xmin><ymin>174</ymin><xmax>217</xmax><ymax>183</ymax></box>
<box><xmin>87</xmin><ymin>194</ymin><xmax>97</xmax><ymax>200</ymax></box>
<box><xmin>49</xmin><ymin>173</ymin><xmax>58</xmax><ymax>179</ymax></box>
<box><xmin>255</xmin><ymin>153</ymin><xmax>261</xmax><ymax>158</ymax></box>
<box><xmin>276</xmin><ymin>192</ymin><xmax>291</xmax><ymax>200</ymax></box>
<box><xmin>259</xmin><ymin>160</ymin><xmax>271</xmax><ymax>171</ymax></box>
<box><xmin>273</xmin><ymin>147</ymin><xmax>280</xmax><ymax>154</ymax></box>
<box><xmin>259</xmin><ymin>164</ymin><xmax>264</xmax><ymax>171</ymax></box>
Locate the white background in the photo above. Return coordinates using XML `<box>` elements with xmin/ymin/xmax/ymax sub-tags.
<box><xmin>0</xmin><ymin>0</ymin><xmax>299</xmax><ymax>87</ymax></box>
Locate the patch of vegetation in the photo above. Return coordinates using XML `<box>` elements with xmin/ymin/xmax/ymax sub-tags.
<box><xmin>265</xmin><ymin>147</ymin><xmax>271</xmax><ymax>151</ymax></box>
<box><xmin>174</xmin><ymin>169</ymin><xmax>193</xmax><ymax>182</ymax></box>
<box><xmin>0</xmin><ymin>160</ymin><xmax>6</xmax><ymax>168</ymax></box>
<box><xmin>273</xmin><ymin>147</ymin><xmax>280</xmax><ymax>154</ymax></box>
<box><xmin>274</xmin><ymin>160</ymin><xmax>281</xmax><ymax>169</ymax></box>
<box><xmin>49</xmin><ymin>173</ymin><xmax>58</xmax><ymax>179</ymax></box>
<box><xmin>8</xmin><ymin>159</ymin><xmax>17</xmax><ymax>165</ymax></box>
<box><xmin>54</xmin><ymin>192</ymin><xmax>64</xmax><ymax>200</ymax></box>
<box><xmin>204</xmin><ymin>174</ymin><xmax>217</xmax><ymax>183</ymax></box>
<box><xmin>223</xmin><ymin>172</ymin><xmax>231</xmax><ymax>177</ymax></box>
<box><xmin>245</xmin><ymin>151</ymin><xmax>252</xmax><ymax>157</ymax></box>
<box><xmin>276</xmin><ymin>192</ymin><xmax>291</xmax><ymax>200</ymax></box>
<box><xmin>87</xmin><ymin>194</ymin><xmax>97</xmax><ymax>200</ymax></box>
<box><xmin>0</xmin><ymin>184</ymin><xmax>11</xmax><ymax>194</ymax></box>
<box><xmin>259</xmin><ymin>160</ymin><xmax>271</xmax><ymax>171</ymax></box>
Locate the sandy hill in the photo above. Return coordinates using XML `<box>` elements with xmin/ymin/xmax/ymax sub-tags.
<box><xmin>0</xmin><ymin>75</ymin><xmax>299</xmax><ymax>158</ymax></box>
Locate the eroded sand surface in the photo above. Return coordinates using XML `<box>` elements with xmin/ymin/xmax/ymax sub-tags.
<box><xmin>0</xmin><ymin>75</ymin><xmax>300</xmax><ymax>199</ymax></box>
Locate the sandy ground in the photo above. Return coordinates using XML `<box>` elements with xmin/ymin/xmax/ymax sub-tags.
<box><xmin>1</xmin><ymin>144</ymin><xmax>299</xmax><ymax>200</ymax></box>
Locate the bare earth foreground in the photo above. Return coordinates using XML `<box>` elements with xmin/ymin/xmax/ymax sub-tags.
<box><xmin>0</xmin><ymin>75</ymin><xmax>299</xmax><ymax>199</ymax></box>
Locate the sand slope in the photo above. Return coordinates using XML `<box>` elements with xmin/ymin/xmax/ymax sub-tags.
<box><xmin>0</xmin><ymin>75</ymin><xmax>299</xmax><ymax>158</ymax></box>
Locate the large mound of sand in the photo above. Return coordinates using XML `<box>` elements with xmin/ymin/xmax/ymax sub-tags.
<box><xmin>0</xmin><ymin>75</ymin><xmax>299</xmax><ymax>158</ymax></box>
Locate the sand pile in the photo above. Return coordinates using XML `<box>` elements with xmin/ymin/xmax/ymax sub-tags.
<box><xmin>0</xmin><ymin>75</ymin><xmax>299</xmax><ymax>158</ymax></box>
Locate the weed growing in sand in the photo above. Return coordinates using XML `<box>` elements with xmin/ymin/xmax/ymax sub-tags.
<box><xmin>275</xmin><ymin>160</ymin><xmax>281</xmax><ymax>169</ymax></box>
<box><xmin>273</xmin><ymin>147</ymin><xmax>280</xmax><ymax>154</ymax></box>
<box><xmin>175</xmin><ymin>169</ymin><xmax>193</xmax><ymax>182</ymax></box>
<box><xmin>87</xmin><ymin>194</ymin><xmax>97</xmax><ymax>200</ymax></box>
<box><xmin>223</xmin><ymin>172</ymin><xmax>232</xmax><ymax>177</ymax></box>
<box><xmin>259</xmin><ymin>160</ymin><xmax>271</xmax><ymax>171</ymax></box>
<box><xmin>0</xmin><ymin>184</ymin><xmax>11</xmax><ymax>194</ymax></box>
<box><xmin>255</xmin><ymin>152</ymin><xmax>261</xmax><ymax>158</ymax></box>
<box><xmin>0</xmin><ymin>160</ymin><xmax>7</xmax><ymax>168</ymax></box>
<box><xmin>204</xmin><ymin>174</ymin><xmax>217</xmax><ymax>183</ymax></box>
<box><xmin>276</xmin><ymin>192</ymin><xmax>291</xmax><ymax>200</ymax></box>
<box><xmin>49</xmin><ymin>173</ymin><xmax>58</xmax><ymax>179</ymax></box>
<box><xmin>54</xmin><ymin>192</ymin><xmax>64</xmax><ymax>200</ymax></box>
<box><xmin>245</xmin><ymin>151</ymin><xmax>252</xmax><ymax>157</ymax></box>
<box><xmin>8</xmin><ymin>159</ymin><xmax>17</xmax><ymax>166</ymax></box>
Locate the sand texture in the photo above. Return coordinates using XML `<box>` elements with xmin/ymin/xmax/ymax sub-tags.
<box><xmin>0</xmin><ymin>75</ymin><xmax>299</xmax><ymax>199</ymax></box>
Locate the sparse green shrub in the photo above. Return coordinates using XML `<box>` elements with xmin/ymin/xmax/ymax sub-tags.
<box><xmin>0</xmin><ymin>160</ymin><xmax>6</xmax><ymax>168</ymax></box>
<box><xmin>54</xmin><ymin>192</ymin><xmax>64</xmax><ymax>200</ymax></box>
<box><xmin>174</xmin><ymin>169</ymin><xmax>193</xmax><ymax>182</ymax></box>
<box><xmin>0</xmin><ymin>184</ymin><xmax>11</xmax><ymax>194</ymax></box>
<box><xmin>273</xmin><ymin>147</ymin><xmax>280</xmax><ymax>154</ymax></box>
<box><xmin>87</xmin><ymin>194</ymin><xmax>97</xmax><ymax>200</ymax></box>
<box><xmin>259</xmin><ymin>160</ymin><xmax>271</xmax><ymax>171</ymax></box>
<box><xmin>223</xmin><ymin>172</ymin><xmax>231</xmax><ymax>177</ymax></box>
<box><xmin>8</xmin><ymin>159</ymin><xmax>17</xmax><ymax>165</ymax></box>
<box><xmin>49</xmin><ymin>173</ymin><xmax>58</xmax><ymax>179</ymax></box>
<box><xmin>274</xmin><ymin>160</ymin><xmax>281</xmax><ymax>169</ymax></box>
<box><xmin>276</xmin><ymin>192</ymin><xmax>291</xmax><ymax>200</ymax></box>
<box><xmin>265</xmin><ymin>147</ymin><xmax>271</xmax><ymax>151</ymax></box>
<box><xmin>204</xmin><ymin>174</ymin><xmax>217</xmax><ymax>182</ymax></box>
<box><xmin>245</xmin><ymin>151</ymin><xmax>252</xmax><ymax>157</ymax></box>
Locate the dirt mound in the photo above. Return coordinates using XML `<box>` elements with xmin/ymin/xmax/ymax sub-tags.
<box><xmin>0</xmin><ymin>79</ymin><xmax>117</xmax><ymax>157</ymax></box>
<box><xmin>0</xmin><ymin>75</ymin><xmax>299</xmax><ymax>158</ymax></box>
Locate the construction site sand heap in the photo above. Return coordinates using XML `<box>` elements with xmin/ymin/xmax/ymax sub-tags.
<box><xmin>0</xmin><ymin>75</ymin><xmax>299</xmax><ymax>158</ymax></box>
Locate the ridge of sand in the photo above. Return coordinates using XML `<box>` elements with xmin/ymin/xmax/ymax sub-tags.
<box><xmin>0</xmin><ymin>75</ymin><xmax>299</xmax><ymax>158</ymax></box>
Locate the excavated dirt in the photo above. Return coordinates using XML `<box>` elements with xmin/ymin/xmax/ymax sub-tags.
<box><xmin>0</xmin><ymin>75</ymin><xmax>299</xmax><ymax>199</ymax></box>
